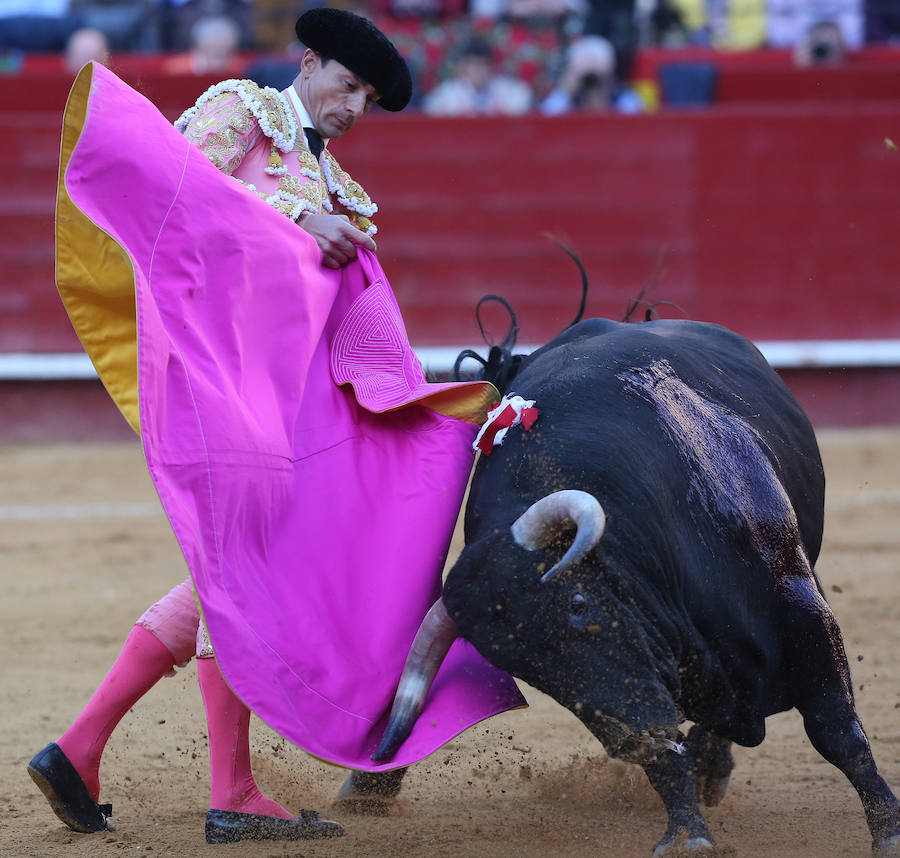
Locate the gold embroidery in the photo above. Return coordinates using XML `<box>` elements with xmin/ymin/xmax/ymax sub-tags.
<box><xmin>299</xmin><ymin>176</ymin><xmax>323</xmax><ymax>210</ymax></box>
<box><xmin>267</xmin><ymin>144</ymin><xmax>283</xmax><ymax>173</ymax></box>
<box><xmin>182</xmin><ymin>93</ymin><xmax>254</xmax><ymax>175</ymax></box>
<box><xmin>247</xmin><ymin>84</ymin><xmax>294</xmax><ymax>151</ymax></box>
<box><xmin>296</xmin><ymin>148</ymin><xmax>320</xmax><ymax>172</ymax></box>
<box><xmin>352</xmin><ymin>214</ymin><xmax>374</xmax><ymax>233</ymax></box>
<box><xmin>278</xmin><ymin>173</ymin><xmax>300</xmax><ymax>196</ymax></box>
<box><xmin>322</xmin><ymin>150</ymin><xmax>377</xmax><ymax>233</ymax></box>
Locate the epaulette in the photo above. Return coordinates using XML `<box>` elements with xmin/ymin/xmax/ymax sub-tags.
<box><xmin>174</xmin><ymin>79</ymin><xmax>298</xmax><ymax>153</ymax></box>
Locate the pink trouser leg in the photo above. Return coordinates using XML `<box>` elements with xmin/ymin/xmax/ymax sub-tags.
<box><xmin>56</xmin><ymin>625</ymin><xmax>176</xmax><ymax>802</ymax></box>
<box><xmin>55</xmin><ymin>579</ymin><xmax>199</xmax><ymax>802</ymax></box>
<box><xmin>197</xmin><ymin>656</ymin><xmax>293</xmax><ymax>818</ymax></box>
<box><xmin>135</xmin><ymin>578</ymin><xmax>200</xmax><ymax>666</ymax></box>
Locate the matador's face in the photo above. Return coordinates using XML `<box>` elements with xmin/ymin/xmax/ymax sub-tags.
<box><xmin>297</xmin><ymin>50</ymin><xmax>380</xmax><ymax>140</ymax></box>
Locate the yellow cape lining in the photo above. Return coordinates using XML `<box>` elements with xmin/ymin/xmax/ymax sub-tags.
<box><xmin>55</xmin><ymin>62</ymin><xmax>141</xmax><ymax>435</ymax></box>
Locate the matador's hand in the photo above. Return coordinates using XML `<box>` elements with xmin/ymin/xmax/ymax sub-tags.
<box><xmin>299</xmin><ymin>213</ymin><xmax>377</xmax><ymax>269</ymax></box>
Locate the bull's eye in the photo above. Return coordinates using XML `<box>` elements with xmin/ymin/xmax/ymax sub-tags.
<box><xmin>570</xmin><ymin>592</ymin><xmax>586</xmax><ymax>614</ymax></box>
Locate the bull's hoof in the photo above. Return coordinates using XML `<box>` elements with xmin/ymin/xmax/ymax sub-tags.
<box><xmin>874</xmin><ymin>833</ymin><xmax>900</xmax><ymax>857</ymax></box>
<box><xmin>652</xmin><ymin>833</ymin><xmax>724</xmax><ymax>857</ymax></box>
<box><xmin>686</xmin><ymin>726</ymin><xmax>734</xmax><ymax>808</ymax></box>
<box><xmin>695</xmin><ymin>773</ymin><xmax>730</xmax><ymax>807</ymax></box>
<box><xmin>332</xmin><ymin>769</ymin><xmax>406</xmax><ymax>816</ymax></box>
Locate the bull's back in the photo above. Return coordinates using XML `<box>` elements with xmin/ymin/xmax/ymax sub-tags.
<box><xmin>484</xmin><ymin>318</ymin><xmax>824</xmax><ymax>558</ymax></box>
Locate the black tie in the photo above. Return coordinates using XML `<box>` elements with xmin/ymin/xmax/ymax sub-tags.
<box><xmin>304</xmin><ymin>127</ymin><xmax>324</xmax><ymax>159</ymax></box>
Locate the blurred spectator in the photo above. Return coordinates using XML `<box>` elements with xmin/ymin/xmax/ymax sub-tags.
<box><xmin>64</xmin><ymin>26</ymin><xmax>109</xmax><ymax>73</ymax></box>
<box><xmin>162</xmin><ymin>14</ymin><xmax>243</xmax><ymax>74</ymax></box>
<box><xmin>665</xmin><ymin>0</ymin><xmax>706</xmax><ymax>41</ymax></box>
<box><xmin>150</xmin><ymin>0</ymin><xmax>253</xmax><ymax>52</ymax></box>
<box><xmin>866</xmin><ymin>0</ymin><xmax>900</xmax><ymax>43</ymax></box>
<box><xmin>636</xmin><ymin>0</ymin><xmax>691</xmax><ymax>46</ymax></box>
<box><xmin>0</xmin><ymin>0</ymin><xmax>82</xmax><ymax>51</ymax></box>
<box><xmin>666</xmin><ymin>0</ymin><xmax>767</xmax><ymax>48</ymax></box>
<box><xmin>507</xmin><ymin>0</ymin><xmax>586</xmax><ymax>19</ymax></box>
<box><xmin>189</xmin><ymin>14</ymin><xmax>240</xmax><ymax>72</ymax></box>
<box><xmin>147</xmin><ymin>0</ymin><xmax>193</xmax><ymax>51</ymax></box>
<box><xmin>70</xmin><ymin>0</ymin><xmax>154</xmax><ymax>51</ymax></box>
<box><xmin>470</xmin><ymin>0</ymin><xmax>584</xmax><ymax>23</ymax></box>
<box><xmin>253</xmin><ymin>0</ymin><xmax>309</xmax><ymax>51</ymax></box>
<box><xmin>422</xmin><ymin>35</ymin><xmax>533</xmax><ymax>115</ymax></box>
<box><xmin>767</xmin><ymin>0</ymin><xmax>863</xmax><ymax>51</ymax></box>
<box><xmin>540</xmin><ymin>35</ymin><xmax>643</xmax><ymax>114</ymax></box>
<box><xmin>582</xmin><ymin>0</ymin><xmax>637</xmax><ymax>79</ymax></box>
<box><xmin>367</xmin><ymin>0</ymin><xmax>468</xmax><ymax>17</ymax></box>
<box><xmin>794</xmin><ymin>19</ymin><xmax>846</xmax><ymax>65</ymax></box>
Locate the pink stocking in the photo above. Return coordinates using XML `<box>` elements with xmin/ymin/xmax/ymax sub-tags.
<box><xmin>56</xmin><ymin>624</ymin><xmax>176</xmax><ymax>802</ymax></box>
<box><xmin>197</xmin><ymin>656</ymin><xmax>293</xmax><ymax>818</ymax></box>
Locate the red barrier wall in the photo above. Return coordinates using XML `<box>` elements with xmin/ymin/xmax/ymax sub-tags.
<box><xmin>1</xmin><ymin>58</ymin><xmax>899</xmax><ymax>434</ymax></box>
<box><xmin>4</xmin><ymin>103</ymin><xmax>898</xmax><ymax>349</ymax></box>
<box><xmin>344</xmin><ymin>105</ymin><xmax>900</xmax><ymax>348</ymax></box>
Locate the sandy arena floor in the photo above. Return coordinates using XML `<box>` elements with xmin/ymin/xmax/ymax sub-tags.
<box><xmin>2</xmin><ymin>431</ymin><xmax>899</xmax><ymax>857</ymax></box>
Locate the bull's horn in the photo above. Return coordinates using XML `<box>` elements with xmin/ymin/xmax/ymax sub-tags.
<box><xmin>511</xmin><ymin>489</ymin><xmax>606</xmax><ymax>583</ymax></box>
<box><xmin>371</xmin><ymin>597</ymin><xmax>458</xmax><ymax>763</ymax></box>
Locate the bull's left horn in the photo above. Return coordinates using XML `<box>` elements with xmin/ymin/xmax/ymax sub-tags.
<box><xmin>371</xmin><ymin>597</ymin><xmax>458</xmax><ymax>763</ymax></box>
<box><xmin>511</xmin><ymin>489</ymin><xmax>606</xmax><ymax>583</ymax></box>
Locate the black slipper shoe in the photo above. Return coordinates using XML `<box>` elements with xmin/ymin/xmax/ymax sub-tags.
<box><xmin>205</xmin><ymin>808</ymin><xmax>344</xmax><ymax>843</ymax></box>
<box><xmin>27</xmin><ymin>742</ymin><xmax>113</xmax><ymax>833</ymax></box>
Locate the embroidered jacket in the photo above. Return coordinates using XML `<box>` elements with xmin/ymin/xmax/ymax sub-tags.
<box><xmin>175</xmin><ymin>79</ymin><xmax>378</xmax><ymax>235</ymax></box>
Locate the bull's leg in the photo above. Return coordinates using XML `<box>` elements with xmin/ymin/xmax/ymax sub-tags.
<box><xmin>783</xmin><ymin>579</ymin><xmax>900</xmax><ymax>855</ymax></box>
<box><xmin>643</xmin><ymin>750</ymin><xmax>716</xmax><ymax>856</ymax></box>
<box><xmin>333</xmin><ymin>768</ymin><xmax>408</xmax><ymax>816</ymax></box>
<box><xmin>685</xmin><ymin>725</ymin><xmax>734</xmax><ymax>807</ymax></box>
<box><xmin>802</xmin><ymin>710</ymin><xmax>900</xmax><ymax>856</ymax></box>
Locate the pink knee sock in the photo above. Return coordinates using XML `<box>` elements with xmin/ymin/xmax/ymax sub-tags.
<box><xmin>57</xmin><ymin>624</ymin><xmax>176</xmax><ymax>802</ymax></box>
<box><xmin>197</xmin><ymin>657</ymin><xmax>293</xmax><ymax>819</ymax></box>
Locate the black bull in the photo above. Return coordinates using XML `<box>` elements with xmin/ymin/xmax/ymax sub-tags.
<box><xmin>372</xmin><ymin>317</ymin><xmax>900</xmax><ymax>855</ymax></box>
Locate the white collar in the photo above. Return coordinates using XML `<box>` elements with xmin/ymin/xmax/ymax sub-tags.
<box><xmin>286</xmin><ymin>84</ymin><xmax>329</xmax><ymax>150</ymax></box>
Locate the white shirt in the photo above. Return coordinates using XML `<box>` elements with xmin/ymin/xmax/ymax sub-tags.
<box><xmin>286</xmin><ymin>84</ymin><xmax>329</xmax><ymax>150</ymax></box>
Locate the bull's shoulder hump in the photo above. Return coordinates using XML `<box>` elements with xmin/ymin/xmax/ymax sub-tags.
<box><xmin>526</xmin><ymin>319</ymin><xmax>760</xmax><ymax>373</ymax></box>
<box><xmin>644</xmin><ymin>318</ymin><xmax>759</xmax><ymax>352</ymax></box>
<box><xmin>538</xmin><ymin>318</ymin><xmax>758</xmax><ymax>360</ymax></box>
<box><xmin>526</xmin><ymin>318</ymin><xmax>623</xmax><ymax>357</ymax></box>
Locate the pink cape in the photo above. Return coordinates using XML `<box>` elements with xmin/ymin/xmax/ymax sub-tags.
<box><xmin>56</xmin><ymin>64</ymin><xmax>526</xmax><ymax>770</ymax></box>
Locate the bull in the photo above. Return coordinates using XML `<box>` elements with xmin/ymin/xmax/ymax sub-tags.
<box><xmin>368</xmin><ymin>313</ymin><xmax>900</xmax><ymax>856</ymax></box>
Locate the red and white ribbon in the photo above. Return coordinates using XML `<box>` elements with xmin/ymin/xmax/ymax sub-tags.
<box><xmin>473</xmin><ymin>394</ymin><xmax>539</xmax><ymax>456</ymax></box>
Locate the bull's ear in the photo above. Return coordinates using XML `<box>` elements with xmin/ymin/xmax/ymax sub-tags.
<box><xmin>510</xmin><ymin>490</ymin><xmax>606</xmax><ymax>583</ymax></box>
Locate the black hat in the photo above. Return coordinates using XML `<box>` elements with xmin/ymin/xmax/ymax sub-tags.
<box><xmin>295</xmin><ymin>9</ymin><xmax>412</xmax><ymax>112</ymax></box>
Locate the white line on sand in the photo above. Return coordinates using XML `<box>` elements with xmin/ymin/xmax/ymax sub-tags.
<box><xmin>0</xmin><ymin>501</ymin><xmax>161</xmax><ymax>521</ymax></box>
